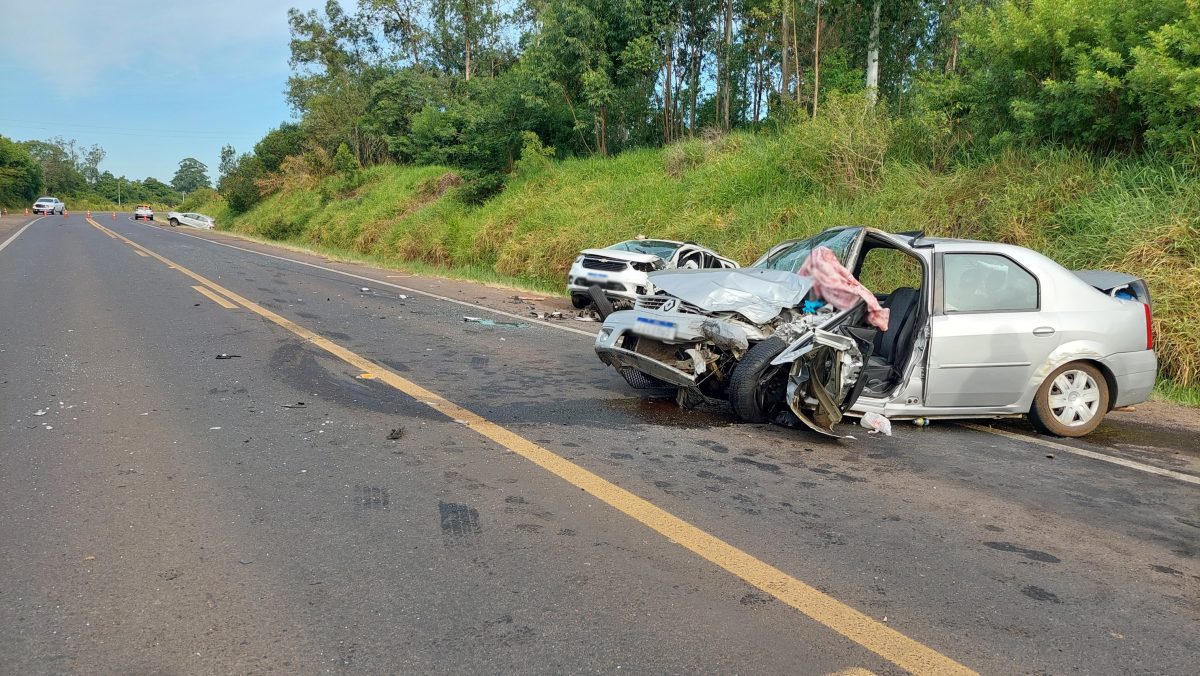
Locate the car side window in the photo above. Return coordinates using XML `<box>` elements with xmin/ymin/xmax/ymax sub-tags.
<box><xmin>943</xmin><ymin>253</ymin><xmax>1038</xmax><ymax>313</ymax></box>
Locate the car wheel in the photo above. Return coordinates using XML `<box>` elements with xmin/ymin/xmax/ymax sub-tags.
<box><xmin>571</xmin><ymin>294</ymin><xmax>590</xmax><ymax>309</ymax></box>
<box><xmin>1029</xmin><ymin>362</ymin><xmax>1109</xmax><ymax>437</ymax></box>
<box><xmin>728</xmin><ymin>336</ymin><xmax>789</xmax><ymax>423</ymax></box>
<box><xmin>169</xmin><ymin>218</ymin><xmax>179</xmax><ymax>227</ymax></box>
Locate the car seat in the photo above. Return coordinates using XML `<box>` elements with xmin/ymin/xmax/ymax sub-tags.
<box><xmin>863</xmin><ymin>287</ymin><xmax>921</xmax><ymax>391</ymax></box>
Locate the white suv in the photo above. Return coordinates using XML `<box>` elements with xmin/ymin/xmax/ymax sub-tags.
<box><xmin>32</xmin><ymin>197</ymin><xmax>64</xmax><ymax>215</ymax></box>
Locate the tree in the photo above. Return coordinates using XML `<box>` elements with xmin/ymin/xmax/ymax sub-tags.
<box><xmin>0</xmin><ymin>135</ymin><xmax>43</xmax><ymax>206</ymax></box>
<box><xmin>171</xmin><ymin>157</ymin><xmax>211</xmax><ymax>194</ymax></box>
<box><xmin>23</xmin><ymin>138</ymin><xmax>86</xmax><ymax>195</ymax></box>
<box><xmin>218</xmin><ymin>145</ymin><xmax>238</xmax><ymax>185</ymax></box>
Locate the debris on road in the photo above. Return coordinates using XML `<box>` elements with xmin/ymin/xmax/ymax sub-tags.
<box><xmin>209</xmin><ymin>426</ymin><xmax>222</xmax><ymax>430</ymax></box>
<box><xmin>463</xmin><ymin>316</ymin><xmax>526</xmax><ymax>328</ymax></box>
<box><xmin>215</xmin><ymin>353</ymin><xmax>242</xmax><ymax>359</ymax></box>
<box><xmin>358</xmin><ymin>372</ymin><xmax>376</xmax><ymax>380</ymax></box>
<box><xmin>33</xmin><ymin>409</ymin><xmax>47</xmax><ymax>416</ymax></box>
<box><xmin>360</xmin><ymin>287</ymin><xmax>370</xmax><ymax>292</ymax></box>
<box><xmin>860</xmin><ymin>412</ymin><xmax>893</xmax><ymax>436</ymax></box>
<box><xmin>387</xmin><ymin>427</ymin><xmax>405</xmax><ymax>440</ymax></box>
<box><xmin>281</xmin><ymin>402</ymin><xmax>307</xmax><ymax>409</ymax></box>
<box><xmin>912</xmin><ymin>417</ymin><xmax>931</xmax><ymax>427</ymax></box>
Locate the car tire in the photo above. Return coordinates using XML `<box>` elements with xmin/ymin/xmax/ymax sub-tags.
<box><xmin>169</xmin><ymin>218</ymin><xmax>179</xmax><ymax>227</ymax></box>
<box><xmin>571</xmin><ymin>294</ymin><xmax>590</xmax><ymax>309</ymax></box>
<box><xmin>1029</xmin><ymin>361</ymin><xmax>1109</xmax><ymax>437</ymax></box>
<box><xmin>728</xmin><ymin>336</ymin><xmax>789</xmax><ymax>423</ymax></box>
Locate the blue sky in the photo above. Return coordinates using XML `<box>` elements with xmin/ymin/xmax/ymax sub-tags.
<box><xmin>0</xmin><ymin>0</ymin><xmax>323</xmax><ymax>184</ymax></box>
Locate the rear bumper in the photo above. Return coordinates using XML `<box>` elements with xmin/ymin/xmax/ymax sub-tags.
<box><xmin>1101</xmin><ymin>350</ymin><xmax>1157</xmax><ymax>407</ymax></box>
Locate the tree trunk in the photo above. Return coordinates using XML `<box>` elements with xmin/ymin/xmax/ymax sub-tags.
<box><xmin>722</xmin><ymin>0</ymin><xmax>732</xmax><ymax>130</ymax></box>
<box><xmin>663</xmin><ymin>40</ymin><xmax>674</xmax><ymax>144</ymax></box>
<box><xmin>689</xmin><ymin>48</ymin><xmax>700</xmax><ymax>135</ymax></box>
<box><xmin>866</xmin><ymin>0</ymin><xmax>881</xmax><ymax>105</ymax></box>
<box><xmin>599</xmin><ymin>105</ymin><xmax>608</xmax><ymax>156</ymax></box>
<box><xmin>792</xmin><ymin>2</ymin><xmax>801</xmax><ymax>103</ymax></box>
<box><xmin>946</xmin><ymin>35</ymin><xmax>959</xmax><ymax>73</ymax></box>
<box><xmin>812</xmin><ymin>0</ymin><xmax>822</xmax><ymax>118</ymax></box>
<box><xmin>780</xmin><ymin>7</ymin><xmax>791</xmax><ymax>100</ymax></box>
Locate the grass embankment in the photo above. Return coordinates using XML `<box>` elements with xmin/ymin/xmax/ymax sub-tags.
<box><xmin>184</xmin><ymin>133</ymin><xmax>1200</xmax><ymax>403</ymax></box>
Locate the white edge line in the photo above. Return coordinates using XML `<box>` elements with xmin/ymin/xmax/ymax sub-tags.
<box><xmin>964</xmin><ymin>423</ymin><xmax>1200</xmax><ymax>486</ymax></box>
<box><xmin>0</xmin><ymin>216</ymin><xmax>46</xmax><ymax>255</ymax></box>
<box><xmin>119</xmin><ymin>217</ymin><xmax>600</xmax><ymax>338</ymax></box>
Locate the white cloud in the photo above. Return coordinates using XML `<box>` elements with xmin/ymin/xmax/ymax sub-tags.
<box><xmin>2</xmin><ymin>0</ymin><xmax>319</xmax><ymax>93</ymax></box>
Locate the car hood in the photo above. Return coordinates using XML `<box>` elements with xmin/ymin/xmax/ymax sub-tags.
<box><xmin>648</xmin><ymin>268</ymin><xmax>813</xmax><ymax>324</ymax></box>
<box><xmin>581</xmin><ymin>248</ymin><xmax>663</xmax><ymax>264</ymax></box>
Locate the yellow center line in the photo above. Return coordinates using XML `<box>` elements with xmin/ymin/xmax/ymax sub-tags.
<box><xmin>192</xmin><ymin>285</ymin><xmax>238</xmax><ymax>309</ymax></box>
<box><xmin>134</xmin><ymin>249</ymin><xmax>149</xmax><ymax>257</ymax></box>
<box><xmin>84</xmin><ymin>218</ymin><xmax>975</xmax><ymax>675</ymax></box>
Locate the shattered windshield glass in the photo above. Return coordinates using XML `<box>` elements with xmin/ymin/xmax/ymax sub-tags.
<box><xmin>751</xmin><ymin>228</ymin><xmax>860</xmax><ymax>272</ymax></box>
<box><xmin>609</xmin><ymin>240</ymin><xmax>683</xmax><ymax>259</ymax></box>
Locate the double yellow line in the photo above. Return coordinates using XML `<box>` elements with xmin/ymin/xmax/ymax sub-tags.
<box><xmin>87</xmin><ymin>217</ymin><xmax>975</xmax><ymax>675</ymax></box>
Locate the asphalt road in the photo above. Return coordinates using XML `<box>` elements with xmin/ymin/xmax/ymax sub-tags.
<box><xmin>1</xmin><ymin>213</ymin><xmax>1197</xmax><ymax>675</ymax></box>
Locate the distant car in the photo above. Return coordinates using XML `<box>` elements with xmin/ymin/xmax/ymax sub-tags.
<box><xmin>32</xmin><ymin>197</ymin><xmax>65</xmax><ymax>215</ymax></box>
<box><xmin>596</xmin><ymin>227</ymin><xmax>1156</xmax><ymax>438</ymax></box>
<box><xmin>567</xmin><ymin>239</ymin><xmax>739</xmax><ymax>309</ymax></box>
<box><xmin>134</xmin><ymin>205</ymin><xmax>154</xmax><ymax>221</ymax></box>
<box><xmin>167</xmin><ymin>211</ymin><xmax>215</xmax><ymax>229</ymax></box>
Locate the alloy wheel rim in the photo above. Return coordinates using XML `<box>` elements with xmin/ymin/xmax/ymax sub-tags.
<box><xmin>1048</xmin><ymin>369</ymin><xmax>1101</xmax><ymax>427</ymax></box>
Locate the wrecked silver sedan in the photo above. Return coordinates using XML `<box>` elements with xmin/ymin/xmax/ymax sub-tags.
<box><xmin>595</xmin><ymin>227</ymin><xmax>1157</xmax><ymax>438</ymax></box>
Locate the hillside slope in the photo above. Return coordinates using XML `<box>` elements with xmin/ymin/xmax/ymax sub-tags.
<box><xmin>191</xmin><ymin>133</ymin><xmax>1199</xmax><ymax>394</ymax></box>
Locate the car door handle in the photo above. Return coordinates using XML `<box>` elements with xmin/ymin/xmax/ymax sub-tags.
<box><xmin>1033</xmin><ymin>326</ymin><xmax>1056</xmax><ymax>337</ymax></box>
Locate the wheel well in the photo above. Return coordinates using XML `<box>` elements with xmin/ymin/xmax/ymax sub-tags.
<box><xmin>1077</xmin><ymin>359</ymin><xmax>1118</xmax><ymax>411</ymax></box>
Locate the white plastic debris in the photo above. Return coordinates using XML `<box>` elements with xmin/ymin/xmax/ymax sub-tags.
<box><xmin>859</xmin><ymin>412</ymin><xmax>893</xmax><ymax>436</ymax></box>
<box><xmin>33</xmin><ymin>409</ymin><xmax>47</xmax><ymax>416</ymax></box>
<box><xmin>360</xmin><ymin>287</ymin><xmax>370</xmax><ymax>292</ymax></box>
<box><xmin>398</xmin><ymin>294</ymin><xmax>407</xmax><ymax>300</ymax></box>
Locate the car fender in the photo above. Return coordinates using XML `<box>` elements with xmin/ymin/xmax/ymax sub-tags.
<box><xmin>1019</xmin><ymin>339</ymin><xmax>1111</xmax><ymax>409</ymax></box>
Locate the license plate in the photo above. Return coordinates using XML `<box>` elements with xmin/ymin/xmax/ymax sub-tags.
<box><xmin>586</xmin><ymin>272</ymin><xmax>609</xmax><ymax>279</ymax></box>
<box><xmin>634</xmin><ymin>316</ymin><xmax>677</xmax><ymax>340</ymax></box>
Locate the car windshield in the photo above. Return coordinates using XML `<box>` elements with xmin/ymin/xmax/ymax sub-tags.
<box><xmin>751</xmin><ymin>228</ymin><xmax>861</xmax><ymax>272</ymax></box>
<box><xmin>37</xmin><ymin>197</ymin><xmax>53</xmax><ymax>202</ymax></box>
<box><xmin>608</xmin><ymin>240</ymin><xmax>682</xmax><ymax>259</ymax></box>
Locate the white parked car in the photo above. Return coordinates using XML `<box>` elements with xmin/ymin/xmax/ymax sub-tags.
<box><xmin>167</xmin><ymin>211</ymin><xmax>216</xmax><ymax>229</ymax></box>
<box><xmin>32</xmin><ymin>197</ymin><xmax>65</xmax><ymax>215</ymax></box>
<box><xmin>134</xmin><ymin>204</ymin><xmax>155</xmax><ymax>221</ymax></box>
<box><xmin>567</xmin><ymin>239</ymin><xmax>738</xmax><ymax>309</ymax></box>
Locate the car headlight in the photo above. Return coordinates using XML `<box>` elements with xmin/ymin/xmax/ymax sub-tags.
<box><xmin>573</xmin><ymin>255</ymin><xmax>584</xmax><ymax>264</ymax></box>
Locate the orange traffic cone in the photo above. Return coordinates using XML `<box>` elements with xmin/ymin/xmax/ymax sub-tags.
<box><xmin>86</xmin><ymin>210</ymin><xmax>91</xmax><ymax>219</ymax></box>
<box><xmin>25</xmin><ymin>208</ymin><xmax>29</xmax><ymax>215</ymax></box>
<box><xmin>112</xmin><ymin>212</ymin><xmax>116</xmax><ymax>220</ymax></box>
<box><xmin>63</xmin><ymin>210</ymin><xmax>68</xmax><ymax>218</ymax></box>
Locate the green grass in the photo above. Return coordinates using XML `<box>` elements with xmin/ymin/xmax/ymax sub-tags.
<box><xmin>188</xmin><ymin>128</ymin><xmax>1200</xmax><ymax>405</ymax></box>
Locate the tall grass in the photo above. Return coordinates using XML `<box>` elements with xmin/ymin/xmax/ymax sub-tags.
<box><xmin>192</xmin><ymin>102</ymin><xmax>1200</xmax><ymax>396</ymax></box>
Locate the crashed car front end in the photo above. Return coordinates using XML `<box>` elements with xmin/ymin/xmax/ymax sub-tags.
<box><xmin>595</xmin><ymin>301</ymin><xmax>772</xmax><ymax>390</ymax></box>
<box><xmin>595</xmin><ymin>267</ymin><xmax>873</xmax><ymax>434</ymax></box>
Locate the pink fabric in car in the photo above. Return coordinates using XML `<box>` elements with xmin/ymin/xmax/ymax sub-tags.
<box><xmin>797</xmin><ymin>246</ymin><xmax>890</xmax><ymax>331</ymax></box>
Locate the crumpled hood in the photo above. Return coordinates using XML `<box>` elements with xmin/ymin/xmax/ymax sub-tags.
<box><xmin>648</xmin><ymin>268</ymin><xmax>813</xmax><ymax>324</ymax></box>
<box><xmin>581</xmin><ymin>248</ymin><xmax>662</xmax><ymax>264</ymax></box>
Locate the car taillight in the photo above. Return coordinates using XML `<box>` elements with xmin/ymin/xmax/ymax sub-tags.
<box><xmin>1144</xmin><ymin>302</ymin><xmax>1154</xmax><ymax>350</ymax></box>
